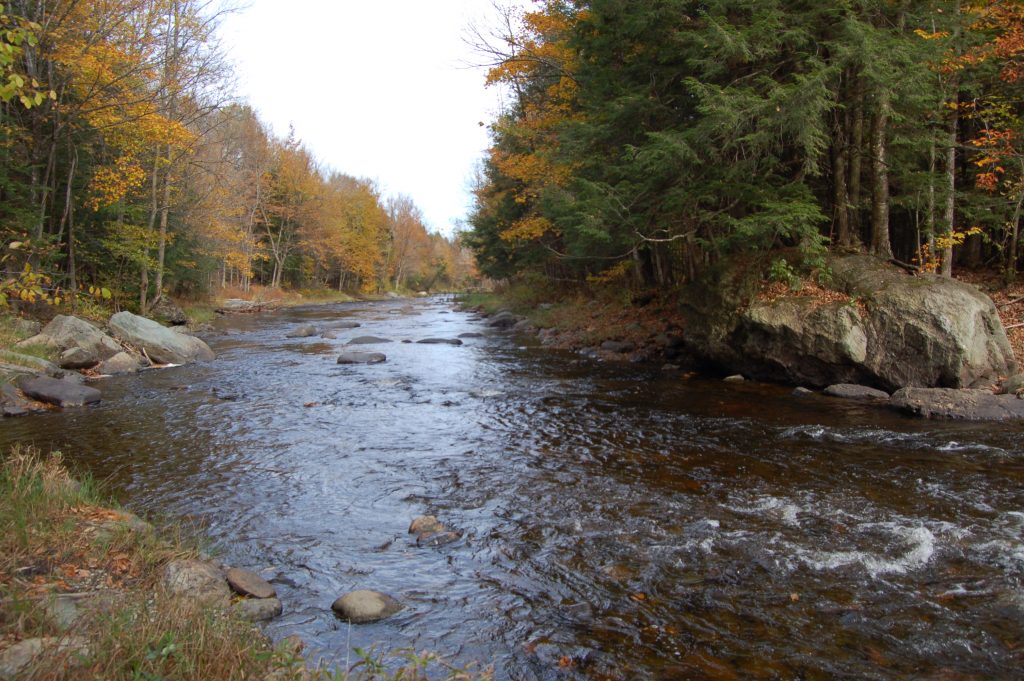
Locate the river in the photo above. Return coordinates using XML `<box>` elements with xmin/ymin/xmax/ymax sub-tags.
<box><xmin>2</xmin><ymin>297</ymin><xmax>1023</xmax><ymax>679</ymax></box>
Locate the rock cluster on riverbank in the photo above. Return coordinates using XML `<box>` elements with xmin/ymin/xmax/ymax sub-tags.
<box><xmin>0</xmin><ymin>311</ymin><xmax>215</xmax><ymax>416</ymax></box>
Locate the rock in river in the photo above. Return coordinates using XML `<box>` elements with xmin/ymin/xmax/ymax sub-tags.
<box><xmin>226</xmin><ymin>567</ymin><xmax>276</xmax><ymax>599</ymax></box>
<box><xmin>109</xmin><ymin>312</ymin><xmax>215</xmax><ymax>365</ymax></box>
<box><xmin>286</xmin><ymin>324</ymin><xmax>317</xmax><ymax>338</ymax></box>
<box><xmin>331</xmin><ymin>590</ymin><xmax>403</xmax><ymax>623</ymax></box>
<box><xmin>409</xmin><ymin>515</ymin><xmax>444</xmax><ymax>535</ymax></box>
<box><xmin>890</xmin><ymin>387</ymin><xmax>1024</xmax><ymax>421</ymax></box>
<box><xmin>18</xmin><ymin>376</ymin><xmax>100</xmax><ymax>408</ymax></box>
<box><xmin>823</xmin><ymin>384</ymin><xmax>891</xmax><ymax>400</ymax></box>
<box><xmin>337</xmin><ymin>352</ymin><xmax>386</xmax><ymax>365</ymax></box>
<box><xmin>235</xmin><ymin>597</ymin><xmax>283</xmax><ymax>622</ymax></box>
<box><xmin>416</xmin><ymin>338</ymin><xmax>463</xmax><ymax>346</ymax></box>
<box><xmin>347</xmin><ymin>336</ymin><xmax>392</xmax><ymax>345</ymax></box>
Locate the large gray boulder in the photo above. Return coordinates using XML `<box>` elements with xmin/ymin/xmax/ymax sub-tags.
<box><xmin>18</xmin><ymin>315</ymin><xmax>121</xmax><ymax>369</ymax></box>
<box><xmin>108</xmin><ymin>312</ymin><xmax>214</xmax><ymax>365</ymax></box>
<box><xmin>682</xmin><ymin>255</ymin><xmax>1016</xmax><ymax>391</ymax></box>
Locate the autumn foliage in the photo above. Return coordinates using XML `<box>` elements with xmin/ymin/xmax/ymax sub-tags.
<box><xmin>0</xmin><ymin>0</ymin><xmax>474</xmax><ymax>313</ymax></box>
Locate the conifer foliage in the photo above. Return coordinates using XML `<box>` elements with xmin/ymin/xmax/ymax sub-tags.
<box><xmin>468</xmin><ymin>1</ymin><xmax>1024</xmax><ymax>286</ymax></box>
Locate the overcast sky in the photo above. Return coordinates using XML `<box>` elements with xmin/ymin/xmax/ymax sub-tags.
<box><xmin>217</xmin><ymin>0</ymin><xmax>521</xmax><ymax>237</ymax></box>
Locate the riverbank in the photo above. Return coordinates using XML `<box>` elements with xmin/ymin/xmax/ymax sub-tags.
<box><xmin>0</xmin><ymin>447</ymin><xmax>491</xmax><ymax>680</ymax></box>
<box><xmin>462</xmin><ymin>266</ymin><xmax>1024</xmax><ymax>374</ymax></box>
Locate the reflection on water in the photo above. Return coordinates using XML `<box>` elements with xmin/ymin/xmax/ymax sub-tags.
<box><xmin>3</xmin><ymin>298</ymin><xmax>1024</xmax><ymax>679</ymax></box>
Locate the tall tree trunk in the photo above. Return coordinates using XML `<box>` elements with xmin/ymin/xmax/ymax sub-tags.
<box><xmin>847</xmin><ymin>74</ymin><xmax>865</xmax><ymax>240</ymax></box>
<box><xmin>927</xmin><ymin>139</ymin><xmax>937</xmax><ymax>260</ymax></box>
<box><xmin>832</xmin><ymin>109</ymin><xmax>851</xmax><ymax>247</ymax></box>
<box><xmin>870</xmin><ymin>91</ymin><xmax>892</xmax><ymax>259</ymax></box>
<box><xmin>154</xmin><ymin>142</ymin><xmax>172</xmax><ymax>301</ymax></box>
<box><xmin>941</xmin><ymin>103</ymin><xmax>958</xmax><ymax>277</ymax></box>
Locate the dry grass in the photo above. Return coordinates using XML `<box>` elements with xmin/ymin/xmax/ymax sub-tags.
<box><xmin>0</xmin><ymin>447</ymin><xmax>492</xmax><ymax>681</ymax></box>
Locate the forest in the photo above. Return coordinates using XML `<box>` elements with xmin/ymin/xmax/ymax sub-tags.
<box><xmin>0</xmin><ymin>0</ymin><xmax>475</xmax><ymax>314</ymax></box>
<box><xmin>467</xmin><ymin>0</ymin><xmax>1024</xmax><ymax>291</ymax></box>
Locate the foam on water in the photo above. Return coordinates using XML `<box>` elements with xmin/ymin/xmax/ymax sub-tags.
<box><xmin>798</xmin><ymin>524</ymin><xmax>936</xmax><ymax>578</ymax></box>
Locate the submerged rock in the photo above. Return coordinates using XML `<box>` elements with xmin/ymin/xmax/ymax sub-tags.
<box><xmin>331</xmin><ymin>590</ymin><xmax>403</xmax><ymax>623</ymax></box>
<box><xmin>347</xmin><ymin>336</ymin><xmax>392</xmax><ymax>345</ymax></box>
<box><xmin>458</xmin><ymin>332</ymin><xmax>484</xmax><ymax>339</ymax></box>
<box><xmin>890</xmin><ymin>387</ymin><xmax>1024</xmax><ymax>421</ymax></box>
<box><xmin>416</xmin><ymin>530</ymin><xmax>462</xmax><ymax>547</ymax></box>
<box><xmin>109</xmin><ymin>312</ymin><xmax>215</xmax><ymax>365</ymax></box>
<box><xmin>333</xmin><ymin>321</ymin><xmax>362</xmax><ymax>329</ymax></box>
<box><xmin>416</xmin><ymin>338</ymin><xmax>463</xmax><ymax>346</ymax></box>
<box><xmin>337</xmin><ymin>352</ymin><xmax>386</xmax><ymax>365</ymax></box>
<box><xmin>285</xmin><ymin>324</ymin><xmax>317</xmax><ymax>338</ymax></box>
<box><xmin>18</xmin><ymin>376</ymin><xmax>100</xmax><ymax>408</ymax></box>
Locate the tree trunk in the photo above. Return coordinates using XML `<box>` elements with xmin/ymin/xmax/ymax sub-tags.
<box><xmin>847</xmin><ymin>74</ymin><xmax>865</xmax><ymax>240</ymax></box>
<box><xmin>941</xmin><ymin>105</ymin><xmax>957</xmax><ymax>277</ymax></box>
<box><xmin>832</xmin><ymin>109</ymin><xmax>851</xmax><ymax>247</ymax></box>
<box><xmin>870</xmin><ymin>91</ymin><xmax>893</xmax><ymax>259</ymax></box>
<box><xmin>154</xmin><ymin>143</ymin><xmax>172</xmax><ymax>300</ymax></box>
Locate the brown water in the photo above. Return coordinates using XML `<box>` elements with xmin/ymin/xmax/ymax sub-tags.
<box><xmin>3</xmin><ymin>298</ymin><xmax>1023</xmax><ymax>679</ymax></box>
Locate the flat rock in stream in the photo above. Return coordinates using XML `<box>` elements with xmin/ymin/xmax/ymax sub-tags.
<box><xmin>332</xmin><ymin>321</ymin><xmax>361</xmax><ymax>329</ymax></box>
<box><xmin>347</xmin><ymin>336</ymin><xmax>392</xmax><ymax>345</ymax></box>
<box><xmin>18</xmin><ymin>376</ymin><xmax>100</xmax><ymax>408</ymax></box>
<box><xmin>824</xmin><ymin>384</ymin><xmax>891</xmax><ymax>400</ymax></box>
<box><xmin>226</xmin><ymin>567</ymin><xmax>276</xmax><ymax>599</ymax></box>
<box><xmin>337</xmin><ymin>352</ymin><xmax>386</xmax><ymax>365</ymax></box>
<box><xmin>416</xmin><ymin>338</ymin><xmax>463</xmax><ymax>346</ymax></box>
<box><xmin>890</xmin><ymin>387</ymin><xmax>1024</xmax><ymax>421</ymax></box>
<box><xmin>600</xmin><ymin>340</ymin><xmax>635</xmax><ymax>354</ymax></box>
<box><xmin>458</xmin><ymin>332</ymin><xmax>484</xmax><ymax>339</ymax></box>
<box><xmin>331</xmin><ymin>590</ymin><xmax>403</xmax><ymax>623</ymax></box>
<box><xmin>285</xmin><ymin>324</ymin><xmax>317</xmax><ymax>338</ymax></box>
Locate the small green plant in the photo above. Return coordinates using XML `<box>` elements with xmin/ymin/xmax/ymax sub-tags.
<box><xmin>769</xmin><ymin>258</ymin><xmax>802</xmax><ymax>291</ymax></box>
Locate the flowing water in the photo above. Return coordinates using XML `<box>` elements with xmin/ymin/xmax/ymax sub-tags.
<box><xmin>3</xmin><ymin>298</ymin><xmax>1023</xmax><ymax>679</ymax></box>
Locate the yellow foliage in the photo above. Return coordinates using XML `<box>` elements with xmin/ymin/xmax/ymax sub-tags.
<box><xmin>501</xmin><ymin>216</ymin><xmax>555</xmax><ymax>242</ymax></box>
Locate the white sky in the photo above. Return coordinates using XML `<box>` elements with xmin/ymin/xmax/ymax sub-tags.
<box><xmin>218</xmin><ymin>0</ymin><xmax>519</xmax><ymax>237</ymax></box>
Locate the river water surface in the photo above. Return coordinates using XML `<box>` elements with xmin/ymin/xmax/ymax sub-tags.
<box><xmin>3</xmin><ymin>298</ymin><xmax>1023</xmax><ymax>679</ymax></box>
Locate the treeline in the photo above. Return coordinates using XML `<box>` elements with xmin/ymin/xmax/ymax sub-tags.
<box><xmin>467</xmin><ymin>1</ymin><xmax>1024</xmax><ymax>288</ymax></box>
<box><xmin>0</xmin><ymin>0</ymin><xmax>474</xmax><ymax>312</ymax></box>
